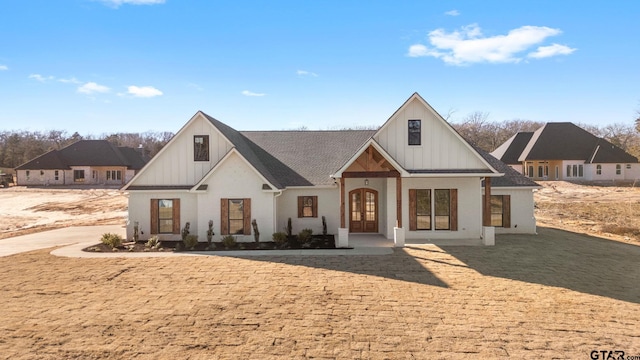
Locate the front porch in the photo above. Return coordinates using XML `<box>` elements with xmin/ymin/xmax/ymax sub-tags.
<box><xmin>348</xmin><ymin>233</ymin><xmax>484</xmax><ymax>247</ymax></box>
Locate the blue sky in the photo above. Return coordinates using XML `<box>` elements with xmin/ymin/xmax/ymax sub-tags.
<box><xmin>1</xmin><ymin>0</ymin><xmax>639</xmax><ymax>135</ymax></box>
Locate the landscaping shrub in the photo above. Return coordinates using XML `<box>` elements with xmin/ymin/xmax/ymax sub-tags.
<box><xmin>322</xmin><ymin>216</ymin><xmax>327</xmax><ymax>236</ymax></box>
<box><xmin>286</xmin><ymin>217</ymin><xmax>292</xmax><ymax>237</ymax></box>
<box><xmin>181</xmin><ymin>222</ymin><xmax>190</xmax><ymax>241</ymax></box>
<box><xmin>298</xmin><ymin>228</ymin><xmax>313</xmax><ymax>244</ymax></box>
<box><xmin>101</xmin><ymin>233</ymin><xmax>122</xmax><ymax>249</ymax></box>
<box><xmin>206</xmin><ymin>220</ymin><xmax>215</xmax><ymax>245</ymax></box>
<box><xmin>183</xmin><ymin>234</ymin><xmax>198</xmax><ymax>250</ymax></box>
<box><xmin>146</xmin><ymin>235</ymin><xmax>161</xmax><ymax>249</ymax></box>
<box><xmin>252</xmin><ymin>219</ymin><xmax>260</xmax><ymax>242</ymax></box>
<box><xmin>222</xmin><ymin>235</ymin><xmax>237</xmax><ymax>249</ymax></box>
<box><xmin>272</xmin><ymin>232</ymin><xmax>287</xmax><ymax>247</ymax></box>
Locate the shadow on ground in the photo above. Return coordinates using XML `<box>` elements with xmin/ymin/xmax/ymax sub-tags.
<box><xmin>224</xmin><ymin>250</ymin><xmax>450</xmax><ymax>288</ymax></box>
<box><xmin>444</xmin><ymin>226</ymin><xmax>640</xmax><ymax>304</ymax></box>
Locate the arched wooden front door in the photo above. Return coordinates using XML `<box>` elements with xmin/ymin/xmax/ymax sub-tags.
<box><xmin>349</xmin><ymin>188</ymin><xmax>378</xmax><ymax>233</ymax></box>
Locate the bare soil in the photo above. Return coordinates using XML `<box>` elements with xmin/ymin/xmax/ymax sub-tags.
<box><xmin>534</xmin><ymin>181</ymin><xmax>640</xmax><ymax>244</ymax></box>
<box><xmin>0</xmin><ymin>186</ymin><xmax>127</xmax><ymax>240</ymax></box>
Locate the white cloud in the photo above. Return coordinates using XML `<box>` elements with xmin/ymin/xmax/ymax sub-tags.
<box><xmin>297</xmin><ymin>70</ymin><xmax>318</xmax><ymax>77</ymax></box>
<box><xmin>78</xmin><ymin>82</ymin><xmax>110</xmax><ymax>94</ymax></box>
<box><xmin>127</xmin><ymin>85</ymin><xmax>163</xmax><ymax>98</ymax></box>
<box><xmin>407</xmin><ymin>24</ymin><xmax>573</xmax><ymax>65</ymax></box>
<box><xmin>242</xmin><ymin>90</ymin><xmax>266</xmax><ymax>97</ymax></box>
<box><xmin>99</xmin><ymin>0</ymin><xmax>165</xmax><ymax>8</ymax></box>
<box><xmin>58</xmin><ymin>77</ymin><xmax>81</xmax><ymax>84</ymax></box>
<box><xmin>0</xmin><ymin>65</ymin><xmax>7</xmax><ymax>71</ymax></box>
<box><xmin>28</xmin><ymin>74</ymin><xmax>55</xmax><ymax>82</ymax></box>
<box><xmin>528</xmin><ymin>43</ymin><xmax>577</xmax><ymax>58</ymax></box>
<box><xmin>445</xmin><ymin>10</ymin><xmax>460</xmax><ymax>16</ymax></box>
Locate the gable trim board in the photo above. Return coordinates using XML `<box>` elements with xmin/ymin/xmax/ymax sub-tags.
<box><xmin>125</xmin><ymin>93</ymin><xmax>539</xmax><ymax>243</ymax></box>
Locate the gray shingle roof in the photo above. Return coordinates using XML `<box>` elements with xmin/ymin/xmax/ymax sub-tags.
<box><xmin>203</xmin><ymin>112</ymin><xmax>530</xmax><ymax>188</ymax></box>
<box><xmin>16</xmin><ymin>140</ymin><xmax>149</xmax><ymax>170</ymax></box>
<box><xmin>518</xmin><ymin>123</ymin><xmax>638</xmax><ymax>163</ymax></box>
<box><xmin>491</xmin><ymin>132</ymin><xmax>533</xmax><ymax>165</ymax></box>
<box><xmin>476</xmin><ymin>146</ymin><xmax>540</xmax><ymax>187</ymax></box>
<box><xmin>204</xmin><ymin>112</ymin><xmax>376</xmax><ymax>188</ymax></box>
<box><xmin>242</xmin><ymin>130</ymin><xmax>376</xmax><ymax>186</ymax></box>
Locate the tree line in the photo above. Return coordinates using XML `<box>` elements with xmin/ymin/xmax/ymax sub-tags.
<box><xmin>0</xmin><ymin>130</ymin><xmax>173</xmax><ymax>169</ymax></box>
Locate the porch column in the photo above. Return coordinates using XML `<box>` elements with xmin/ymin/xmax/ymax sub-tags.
<box><xmin>483</xmin><ymin>176</ymin><xmax>491</xmax><ymax>226</ymax></box>
<box><xmin>340</xmin><ymin>177</ymin><xmax>345</xmax><ymax>228</ymax></box>
<box><xmin>482</xmin><ymin>176</ymin><xmax>495</xmax><ymax>246</ymax></box>
<box><xmin>396</xmin><ymin>177</ymin><xmax>402</xmax><ymax>227</ymax></box>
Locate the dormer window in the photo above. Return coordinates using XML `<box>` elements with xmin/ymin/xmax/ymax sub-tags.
<box><xmin>408</xmin><ymin>120</ymin><xmax>421</xmax><ymax>146</ymax></box>
<box><xmin>194</xmin><ymin>135</ymin><xmax>209</xmax><ymax>161</ymax></box>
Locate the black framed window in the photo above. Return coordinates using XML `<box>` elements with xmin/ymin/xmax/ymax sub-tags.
<box><xmin>416</xmin><ymin>189</ymin><xmax>431</xmax><ymax>230</ymax></box>
<box><xmin>228</xmin><ymin>199</ymin><xmax>244</xmax><ymax>234</ymax></box>
<box><xmin>434</xmin><ymin>189</ymin><xmax>450</xmax><ymax>230</ymax></box>
<box><xmin>158</xmin><ymin>199</ymin><xmax>174</xmax><ymax>233</ymax></box>
<box><xmin>194</xmin><ymin>135</ymin><xmax>209</xmax><ymax>161</ymax></box>
<box><xmin>73</xmin><ymin>170</ymin><xmax>85</xmax><ymax>182</ymax></box>
<box><xmin>408</xmin><ymin>120</ymin><xmax>421</xmax><ymax>146</ymax></box>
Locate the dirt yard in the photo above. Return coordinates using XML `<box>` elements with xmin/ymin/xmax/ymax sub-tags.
<box><xmin>0</xmin><ymin>186</ymin><xmax>127</xmax><ymax>240</ymax></box>
<box><xmin>534</xmin><ymin>181</ymin><xmax>640</xmax><ymax>244</ymax></box>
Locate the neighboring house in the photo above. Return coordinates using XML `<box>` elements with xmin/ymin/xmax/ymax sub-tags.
<box><xmin>491</xmin><ymin>122</ymin><xmax>640</xmax><ymax>182</ymax></box>
<box><xmin>123</xmin><ymin>93</ymin><xmax>540</xmax><ymax>246</ymax></box>
<box><xmin>15</xmin><ymin>140</ymin><xmax>149</xmax><ymax>186</ymax></box>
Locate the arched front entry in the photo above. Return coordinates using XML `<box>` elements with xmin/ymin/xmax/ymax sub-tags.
<box><xmin>349</xmin><ymin>188</ymin><xmax>378</xmax><ymax>233</ymax></box>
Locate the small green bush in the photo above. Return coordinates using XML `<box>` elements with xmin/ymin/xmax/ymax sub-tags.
<box><xmin>221</xmin><ymin>235</ymin><xmax>237</xmax><ymax>249</ymax></box>
<box><xmin>146</xmin><ymin>235</ymin><xmax>161</xmax><ymax>249</ymax></box>
<box><xmin>272</xmin><ymin>232</ymin><xmax>287</xmax><ymax>247</ymax></box>
<box><xmin>183</xmin><ymin>234</ymin><xmax>198</xmax><ymax>250</ymax></box>
<box><xmin>298</xmin><ymin>228</ymin><xmax>313</xmax><ymax>244</ymax></box>
<box><xmin>101</xmin><ymin>233</ymin><xmax>123</xmax><ymax>249</ymax></box>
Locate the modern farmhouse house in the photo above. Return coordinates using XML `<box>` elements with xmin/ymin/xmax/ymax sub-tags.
<box><xmin>123</xmin><ymin>93</ymin><xmax>539</xmax><ymax>246</ymax></box>
<box><xmin>15</xmin><ymin>140</ymin><xmax>148</xmax><ymax>186</ymax></box>
<box><xmin>491</xmin><ymin>122</ymin><xmax>640</xmax><ymax>182</ymax></box>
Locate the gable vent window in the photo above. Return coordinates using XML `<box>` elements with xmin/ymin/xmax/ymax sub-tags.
<box><xmin>194</xmin><ymin>135</ymin><xmax>210</xmax><ymax>162</ymax></box>
<box><xmin>408</xmin><ymin>120</ymin><xmax>421</xmax><ymax>146</ymax></box>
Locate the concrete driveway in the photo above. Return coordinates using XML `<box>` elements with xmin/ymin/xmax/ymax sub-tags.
<box><xmin>0</xmin><ymin>225</ymin><xmax>124</xmax><ymax>257</ymax></box>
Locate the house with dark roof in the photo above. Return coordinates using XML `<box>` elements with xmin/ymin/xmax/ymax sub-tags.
<box><xmin>15</xmin><ymin>140</ymin><xmax>149</xmax><ymax>186</ymax></box>
<box><xmin>491</xmin><ymin>122</ymin><xmax>640</xmax><ymax>181</ymax></box>
<box><xmin>123</xmin><ymin>93</ymin><xmax>539</xmax><ymax>246</ymax></box>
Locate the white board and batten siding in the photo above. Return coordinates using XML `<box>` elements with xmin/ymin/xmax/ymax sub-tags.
<box><xmin>402</xmin><ymin>177</ymin><xmax>483</xmax><ymax>240</ymax></box>
<box><xmin>374</xmin><ymin>97</ymin><xmax>488</xmax><ymax>171</ymax></box>
<box><xmin>490</xmin><ymin>188</ymin><xmax>537</xmax><ymax>235</ymax></box>
<box><xmin>197</xmin><ymin>152</ymin><xmax>275</xmax><ymax>242</ymax></box>
<box><xmin>276</xmin><ymin>188</ymin><xmax>340</xmax><ymax>236</ymax></box>
<box><xmin>127</xmin><ymin>192</ymin><xmax>198</xmax><ymax>241</ymax></box>
<box><xmin>130</xmin><ymin>113</ymin><xmax>233</xmax><ymax>187</ymax></box>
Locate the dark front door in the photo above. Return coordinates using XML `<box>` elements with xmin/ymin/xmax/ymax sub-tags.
<box><xmin>349</xmin><ymin>188</ymin><xmax>378</xmax><ymax>233</ymax></box>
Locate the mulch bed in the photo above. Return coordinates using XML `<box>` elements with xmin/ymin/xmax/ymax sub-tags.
<box><xmin>84</xmin><ymin>235</ymin><xmax>338</xmax><ymax>253</ymax></box>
